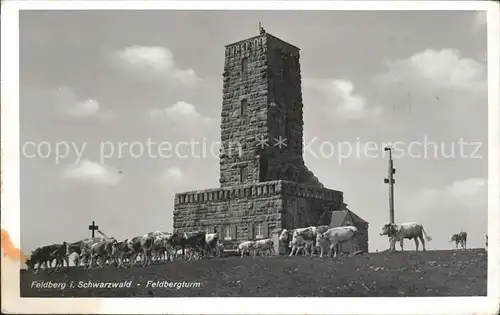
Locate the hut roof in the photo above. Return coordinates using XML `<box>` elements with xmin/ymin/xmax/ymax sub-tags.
<box><xmin>330</xmin><ymin>209</ymin><xmax>368</xmax><ymax>227</ymax></box>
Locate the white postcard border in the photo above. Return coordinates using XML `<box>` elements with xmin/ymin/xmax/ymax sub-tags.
<box><xmin>1</xmin><ymin>1</ymin><xmax>499</xmax><ymax>314</ymax></box>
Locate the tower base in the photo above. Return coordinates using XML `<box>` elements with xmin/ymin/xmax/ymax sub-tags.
<box><xmin>174</xmin><ymin>180</ymin><xmax>344</xmax><ymax>248</ymax></box>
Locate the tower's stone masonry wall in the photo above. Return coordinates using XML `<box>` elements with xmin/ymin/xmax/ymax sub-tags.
<box><xmin>219</xmin><ymin>34</ymin><xmax>323</xmax><ymax>188</ymax></box>
<box><xmin>219</xmin><ymin>34</ymin><xmax>269</xmax><ymax>187</ymax></box>
<box><xmin>174</xmin><ymin>180</ymin><xmax>343</xmax><ymax>247</ymax></box>
<box><xmin>261</xmin><ymin>35</ymin><xmax>323</xmax><ymax>187</ymax></box>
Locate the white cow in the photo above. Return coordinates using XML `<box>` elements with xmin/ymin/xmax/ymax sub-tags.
<box><xmin>380</xmin><ymin>222</ymin><xmax>432</xmax><ymax>252</ymax></box>
<box><xmin>280</xmin><ymin>225</ymin><xmax>329</xmax><ymax>256</ymax></box>
<box><xmin>150</xmin><ymin>231</ymin><xmax>175</xmax><ymax>262</ymax></box>
<box><xmin>252</xmin><ymin>238</ymin><xmax>275</xmax><ymax>257</ymax></box>
<box><xmin>279</xmin><ymin>229</ymin><xmax>306</xmax><ymax>256</ymax></box>
<box><xmin>89</xmin><ymin>237</ymin><xmax>117</xmax><ymax>268</ymax></box>
<box><xmin>237</xmin><ymin>241</ymin><xmax>255</xmax><ymax>258</ymax></box>
<box><xmin>68</xmin><ymin>237</ymin><xmax>102</xmax><ymax>268</ymax></box>
<box><xmin>126</xmin><ymin>232</ymin><xmax>156</xmax><ymax>266</ymax></box>
<box><xmin>205</xmin><ymin>232</ymin><xmax>221</xmax><ymax>257</ymax></box>
<box><xmin>316</xmin><ymin>226</ymin><xmax>358</xmax><ymax>258</ymax></box>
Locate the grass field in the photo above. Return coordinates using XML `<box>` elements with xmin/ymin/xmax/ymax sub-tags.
<box><xmin>20</xmin><ymin>249</ymin><xmax>487</xmax><ymax>297</ymax></box>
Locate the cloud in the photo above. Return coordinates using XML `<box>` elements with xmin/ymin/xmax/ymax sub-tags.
<box><xmin>404</xmin><ymin>177</ymin><xmax>487</xmax><ymax>214</ymax></box>
<box><xmin>303</xmin><ymin>78</ymin><xmax>382</xmax><ymax>121</ymax></box>
<box><xmin>164</xmin><ymin>167</ymin><xmax>184</xmax><ymax>180</ymax></box>
<box><xmin>155</xmin><ymin>167</ymin><xmax>186</xmax><ymax>186</ymax></box>
<box><xmin>113</xmin><ymin>46</ymin><xmax>200</xmax><ymax>85</ymax></box>
<box><xmin>374</xmin><ymin>49</ymin><xmax>486</xmax><ymax>93</ymax></box>
<box><xmin>447</xmin><ymin>177</ymin><xmax>486</xmax><ymax>201</ymax></box>
<box><xmin>54</xmin><ymin>86</ymin><xmax>118</xmax><ymax>121</ymax></box>
<box><xmin>369</xmin><ymin>48</ymin><xmax>487</xmax><ymax>139</ymax></box>
<box><xmin>61</xmin><ymin>160</ymin><xmax>122</xmax><ymax>186</ymax></box>
<box><xmin>149</xmin><ymin>101</ymin><xmax>214</xmax><ymax>125</ymax></box>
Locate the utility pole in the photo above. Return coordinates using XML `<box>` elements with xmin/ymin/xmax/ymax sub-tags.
<box><xmin>384</xmin><ymin>147</ymin><xmax>396</xmax><ymax>251</ymax></box>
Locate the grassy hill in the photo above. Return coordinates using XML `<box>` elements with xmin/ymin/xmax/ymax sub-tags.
<box><xmin>20</xmin><ymin>249</ymin><xmax>487</xmax><ymax>297</ymax></box>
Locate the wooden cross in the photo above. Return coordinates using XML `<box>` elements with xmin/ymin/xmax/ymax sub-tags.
<box><xmin>88</xmin><ymin>220</ymin><xmax>99</xmax><ymax>238</ymax></box>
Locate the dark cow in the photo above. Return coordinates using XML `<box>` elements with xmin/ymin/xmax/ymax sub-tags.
<box><xmin>126</xmin><ymin>236</ymin><xmax>144</xmax><ymax>266</ymax></box>
<box><xmin>25</xmin><ymin>242</ymin><xmax>69</xmax><ymax>273</ymax></box>
<box><xmin>450</xmin><ymin>231</ymin><xmax>467</xmax><ymax>250</ymax></box>
<box><xmin>169</xmin><ymin>230</ymin><xmax>207</xmax><ymax>258</ymax></box>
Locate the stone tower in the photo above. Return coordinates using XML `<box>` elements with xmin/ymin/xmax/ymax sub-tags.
<box><xmin>173</xmin><ymin>29</ymin><xmax>368</xmax><ymax>251</ymax></box>
<box><xmin>219</xmin><ymin>30</ymin><xmax>322</xmax><ymax>188</ymax></box>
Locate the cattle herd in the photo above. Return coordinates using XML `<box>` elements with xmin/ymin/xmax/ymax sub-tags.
<box><xmin>24</xmin><ymin>221</ymin><xmax>489</xmax><ymax>274</ymax></box>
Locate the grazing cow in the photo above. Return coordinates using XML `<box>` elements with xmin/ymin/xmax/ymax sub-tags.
<box><xmin>311</xmin><ymin>225</ymin><xmax>330</xmax><ymax>254</ymax></box>
<box><xmin>142</xmin><ymin>232</ymin><xmax>158</xmax><ymax>265</ymax></box>
<box><xmin>450</xmin><ymin>232</ymin><xmax>467</xmax><ymax>250</ymax></box>
<box><xmin>25</xmin><ymin>248</ymin><xmax>45</xmax><ymax>273</ymax></box>
<box><xmin>205</xmin><ymin>229</ymin><xmax>221</xmax><ymax>257</ymax></box>
<box><xmin>380</xmin><ymin>222</ymin><xmax>432</xmax><ymax>252</ymax></box>
<box><xmin>278</xmin><ymin>229</ymin><xmax>293</xmax><ymax>248</ymax></box>
<box><xmin>316</xmin><ymin>226</ymin><xmax>358</xmax><ymax>258</ymax></box>
<box><xmin>154</xmin><ymin>232</ymin><xmax>176</xmax><ymax>262</ymax></box>
<box><xmin>111</xmin><ymin>239</ymin><xmax>134</xmax><ymax>267</ymax></box>
<box><xmin>237</xmin><ymin>241</ymin><xmax>255</xmax><ymax>258</ymax></box>
<box><xmin>126</xmin><ymin>236</ymin><xmax>146</xmax><ymax>266</ymax></box>
<box><xmin>169</xmin><ymin>231</ymin><xmax>207</xmax><ymax>258</ymax></box>
<box><xmin>288</xmin><ymin>232</ymin><xmax>312</xmax><ymax>256</ymax></box>
<box><xmin>252</xmin><ymin>238</ymin><xmax>275</xmax><ymax>257</ymax></box>
<box><xmin>124</xmin><ymin>231</ymin><xmax>167</xmax><ymax>266</ymax></box>
<box><xmin>125</xmin><ymin>233</ymin><xmax>157</xmax><ymax>267</ymax></box>
<box><xmin>146</xmin><ymin>231</ymin><xmax>172</xmax><ymax>263</ymax></box>
<box><xmin>280</xmin><ymin>225</ymin><xmax>329</xmax><ymax>256</ymax></box>
<box><xmin>67</xmin><ymin>238</ymin><xmax>102</xmax><ymax>267</ymax></box>
<box><xmin>25</xmin><ymin>242</ymin><xmax>70</xmax><ymax>273</ymax></box>
<box><xmin>67</xmin><ymin>240</ymin><xmax>85</xmax><ymax>266</ymax></box>
<box><xmin>89</xmin><ymin>237</ymin><xmax>117</xmax><ymax>268</ymax></box>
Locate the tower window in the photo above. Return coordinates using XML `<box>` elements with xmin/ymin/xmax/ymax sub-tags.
<box><xmin>241</xmin><ymin>57</ymin><xmax>248</xmax><ymax>74</ymax></box>
<box><xmin>224</xmin><ymin>226</ymin><xmax>232</xmax><ymax>240</ymax></box>
<box><xmin>240</xmin><ymin>99</ymin><xmax>248</xmax><ymax>116</ymax></box>
<box><xmin>255</xmin><ymin>223</ymin><xmax>264</xmax><ymax>239</ymax></box>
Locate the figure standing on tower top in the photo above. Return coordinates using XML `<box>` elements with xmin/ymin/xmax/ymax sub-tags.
<box><xmin>259</xmin><ymin>22</ymin><xmax>266</xmax><ymax>34</ymax></box>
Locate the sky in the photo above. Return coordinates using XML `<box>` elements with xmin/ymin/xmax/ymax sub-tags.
<box><xmin>19</xmin><ymin>10</ymin><xmax>488</xmax><ymax>253</ymax></box>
